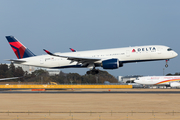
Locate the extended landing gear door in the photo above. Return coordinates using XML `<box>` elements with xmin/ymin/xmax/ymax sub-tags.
<box><xmin>87</xmin><ymin>63</ymin><xmax>95</xmax><ymax>69</ymax></box>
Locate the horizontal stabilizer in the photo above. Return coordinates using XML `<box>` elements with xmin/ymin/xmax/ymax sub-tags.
<box><xmin>5</xmin><ymin>59</ymin><xmax>26</xmax><ymax>63</ymax></box>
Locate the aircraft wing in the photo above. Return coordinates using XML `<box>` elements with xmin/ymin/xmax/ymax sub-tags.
<box><xmin>43</xmin><ymin>49</ymin><xmax>102</xmax><ymax>63</ymax></box>
<box><xmin>5</xmin><ymin>59</ymin><xmax>26</xmax><ymax>63</ymax></box>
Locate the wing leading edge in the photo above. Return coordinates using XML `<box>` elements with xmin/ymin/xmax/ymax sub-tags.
<box><xmin>43</xmin><ymin>49</ymin><xmax>102</xmax><ymax>64</ymax></box>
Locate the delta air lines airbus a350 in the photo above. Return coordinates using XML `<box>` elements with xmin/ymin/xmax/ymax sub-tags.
<box><xmin>5</xmin><ymin>36</ymin><xmax>178</xmax><ymax>75</ymax></box>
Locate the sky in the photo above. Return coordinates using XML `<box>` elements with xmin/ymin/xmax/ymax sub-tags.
<box><xmin>0</xmin><ymin>0</ymin><xmax>180</xmax><ymax>77</ymax></box>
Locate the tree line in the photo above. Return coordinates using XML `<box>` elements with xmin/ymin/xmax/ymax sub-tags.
<box><xmin>0</xmin><ymin>63</ymin><xmax>24</xmax><ymax>79</ymax></box>
<box><xmin>166</xmin><ymin>72</ymin><xmax>180</xmax><ymax>76</ymax></box>
<box><xmin>2</xmin><ymin>63</ymin><xmax>179</xmax><ymax>84</ymax></box>
<box><xmin>30</xmin><ymin>69</ymin><xmax>118</xmax><ymax>84</ymax></box>
<box><xmin>0</xmin><ymin>63</ymin><xmax>118</xmax><ymax>84</ymax></box>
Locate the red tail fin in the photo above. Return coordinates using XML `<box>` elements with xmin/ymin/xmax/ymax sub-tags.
<box><xmin>6</xmin><ymin>36</ymin><xmax>35</xmax><ymax>59</ymax></box>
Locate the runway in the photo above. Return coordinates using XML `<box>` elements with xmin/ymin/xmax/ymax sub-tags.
<box><xmin>1</xmin><ymin>90</ymin><xmax>180</xmax><ymax>120</ymax></box>
<box><xmin>0</xmin><ymin>90</ymin><xmax>180</xmax><ymax>94</ymax></box>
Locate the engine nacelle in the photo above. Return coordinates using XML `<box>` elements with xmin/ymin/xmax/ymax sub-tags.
<box><xmin>102</xmin><ymin>59</ymin><xmax>123</xmax><ymax>69</ymax></box>
<box><xmin>170</xmin><ymin>82</ymin><xmax>180</xmax><ymax>87</ymax></box>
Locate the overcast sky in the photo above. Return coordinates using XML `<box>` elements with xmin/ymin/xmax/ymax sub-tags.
<box><xmin>0</xmin><ymin>0</ymin><xmax>180</xmax><ymax>77</ymax></box>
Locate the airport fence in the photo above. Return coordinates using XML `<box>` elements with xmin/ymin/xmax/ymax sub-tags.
<box><xmin>1</xmin><ymin>111</ymin><xmax>180</xmax><ymax>120</ymax></box>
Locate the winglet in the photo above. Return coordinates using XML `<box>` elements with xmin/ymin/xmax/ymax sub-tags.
<box><xmin>69</xmin><ymin>48</ymin><xmax>76</xmax><ymax>52</ymax></box>
<box><xmin>43</xmin><ymin>49</ymin><xmax>61</xmax><ymax>58</ymax></box>
<box><xmin>43</xmin><ymin>49</ymin><xmax>54</xmax><ymax>55</ymax></box>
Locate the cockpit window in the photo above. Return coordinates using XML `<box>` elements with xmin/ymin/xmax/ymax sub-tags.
<box><xmin>167</xmin><ymin>48</ymin><xmax>173</xmax><ymax>51</ymax></box>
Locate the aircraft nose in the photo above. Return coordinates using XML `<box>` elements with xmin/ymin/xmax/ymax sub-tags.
<box><xmin>174</xmin><ymin>51</ymin><xmax>178</xmax><ymax>57</ymax></box>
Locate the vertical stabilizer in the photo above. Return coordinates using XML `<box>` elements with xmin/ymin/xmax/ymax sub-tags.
<box><xmin>6</xmin><ymin>36</ymin><xmax>35</xmax><ymax>59</ymax></box>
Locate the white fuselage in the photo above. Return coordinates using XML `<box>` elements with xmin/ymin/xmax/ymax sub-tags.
<box><xmin>14</xmin><ymin>45</ymin><xmax>178</xmax><ymax>69</ymax></box>
<box><xmin>134</xmin><ymin>76</ymin><xmax>180</xmax><ymax>85</ymax></box>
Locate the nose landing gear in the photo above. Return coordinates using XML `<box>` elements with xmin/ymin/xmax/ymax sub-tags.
<box><xmin>165</xmin><ymin>59</ymin><xmax>169</xmax><ymax>68</ymax></box>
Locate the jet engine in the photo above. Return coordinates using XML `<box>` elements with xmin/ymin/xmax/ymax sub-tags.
<box><xmin>101</xmin><ymin>59</ymin><xmax>123</xmax><ymax>69</ymax></box>
<box><xmin>170</xmin><ymin>82</ymin><xmax>180</xmax><ymax>87</ymax></box>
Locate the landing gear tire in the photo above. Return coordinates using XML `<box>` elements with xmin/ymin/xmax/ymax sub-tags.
<box><xmin>92</xmin><ymin>69</ymin><xmax>99</xmax><ymax>75</ymax></box>
<box><xmin>165</xmin><ymin>64</ymin><xmax>168</xmax><ymax>68</ymax></box>
<box><xmin>86</xmin><ymin>69</ymin><xmax>99</xmax><ymax>75</ymax></box>
<box><xmin>87</xmin><ymin>71</ymin><xmax>91</xmax><ymax>74</ymax></box>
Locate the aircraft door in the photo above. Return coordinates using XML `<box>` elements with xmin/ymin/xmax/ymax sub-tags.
<box><xmin>126</xmin><ymin>50</ymin><xmax>130</xmax><ymax>57</ymax></box>
<box><xmin>40</xmin><ymin>58</ymin><xmax>45</xmax><ymax>64</ymax></box>
<box><xmin>157</xmin><ymin>47</ymin><xmax>162</xmax><ymax>54</ymax></box>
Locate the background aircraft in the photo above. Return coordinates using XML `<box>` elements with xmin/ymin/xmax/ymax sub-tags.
<box><xmin>6</xmin><ymin>36</ymin><xmax>178</xmax><ymax>75</ymax></box>
<box><xmin>134</xmin><ymin>76</ymin><xmax>180</xmax><ymax>87</ymax></box>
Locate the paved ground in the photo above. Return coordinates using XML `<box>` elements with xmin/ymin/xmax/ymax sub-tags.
<box><xmin>0</xmin><ymin>89</ymin><xmax>180</xmax><ymax>120</ymax></box>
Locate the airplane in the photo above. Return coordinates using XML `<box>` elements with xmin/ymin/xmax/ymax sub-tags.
<box><xmin>5</xmin><ymin>36</ymin><xmax>178</xmax><ymax>75</ymax></box>
<box><xmin>134</xmin><ymin>76</ymin><xmax>180</xmax><ymax>87</ymax></box>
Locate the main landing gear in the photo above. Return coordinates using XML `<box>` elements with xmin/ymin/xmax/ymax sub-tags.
<box><xmin>165</xmin><ymin>59</ymin><xmax>169</xmax><ymax>68</ymax></box>
<box><xmin>86</xmin><ymin>69</ymin><xmax>99</xmax><ymax>75</ymax></box>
